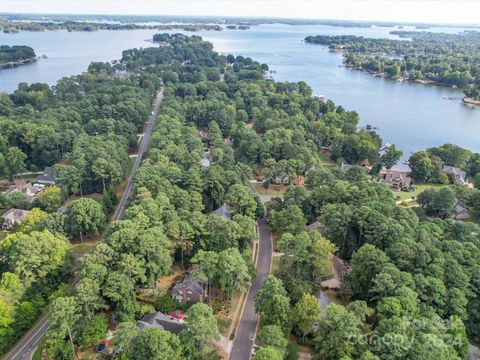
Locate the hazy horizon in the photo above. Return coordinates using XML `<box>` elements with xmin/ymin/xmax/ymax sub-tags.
<box><xmin>1</xmin><ymin>0</ymin><xmax>480</xmax><ymax>26</ymax></box>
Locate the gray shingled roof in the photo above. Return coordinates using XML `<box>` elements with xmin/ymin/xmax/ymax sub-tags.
<box><xmin>172</xmin><ymin>273</ymin><xmax>206</xmax><ymax>297</ymax></box>
<box><xmin>137</xmin><ymin>312</ymin><xmax>186</xmax><ymax>335</ymax></box>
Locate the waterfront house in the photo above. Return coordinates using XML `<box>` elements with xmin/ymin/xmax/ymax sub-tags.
<box><xmin>2</xmin><ymin>208</ymin><xmax>30</xmax><ymax>230</ymax></box>
<box><xmin>171</xmin><ymin>273</ymin><xmax>207</xmax><ymax>305</ymax></box>
<box><xmin>384</xmin><ymin>170</ymin><xmax>412</xmax><ymax>190</ymax></box>
<box><xmin>442</xmin><ymin>166</ymin><xmax>467</xmax><ymax>185</ymax></box>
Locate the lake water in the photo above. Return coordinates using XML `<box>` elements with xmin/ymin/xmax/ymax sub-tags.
<box><xmin>1</xmin><ymin>24</ymin><xmax>479</xmax><ymax>157</ymax></box>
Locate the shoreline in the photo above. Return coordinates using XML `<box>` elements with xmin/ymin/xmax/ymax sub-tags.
<box><xmin>462</xmin><ymin>97</ymin><xmax>480</xmax><ymax>107</ymax></box>
<box><xmin>344</xmin><ymin>63</ymin><xmax>463</xmax><ymax>89</ymax></box>
<box><xmin>0</xmin><ymin>56</ymin><xmax>38</xmax><ymax>70</ymax></box>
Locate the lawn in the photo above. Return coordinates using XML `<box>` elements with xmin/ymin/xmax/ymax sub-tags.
<box><xmin>216</xmin><ymin>314</ymin><xmax>231</xmax><ymax>336</ymax></box>
<box><xmin>390</xmin><ymin>183</ymin><xmax>450</xmax><ymax>202</ymax></box>
<box><xmin>72</xmin><ymin>240</ymin><xmax>98</xmax><ymax>261</ymax></box>
<box><xmin>318</xmin><ymin>152</ymin><xmax>336</xmax><ymax>167</ymax></box>
<box><xmin>271</xmin><ymin>256</ymin><xmax>282</xmax><ymax>274</ymax></box>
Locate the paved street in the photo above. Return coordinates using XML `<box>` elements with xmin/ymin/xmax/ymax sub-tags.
<box><xmin>230</xmin><ymin>218</ymin><xmax>273</xmax><ymax>360</ymax></box>
<box><xmin>2</xmin><ymin>88</ymin><xmax>164</xmax><ymax>360</ymax></box>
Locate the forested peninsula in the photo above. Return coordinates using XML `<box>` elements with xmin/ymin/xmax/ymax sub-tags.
<box><xmin>305</xmin><ymin>31</ymin><xmax>480</xmax><ymax>97</ymax></box>
<box><xmin>1</xmin><ymin>33</ymin><xmax>480</xmax><ymax>359</ymax></box>
<box><xmin>0</xmin><ymin>20</ymin><xmax>248</xmax><ymax>33</ymax></box>
<box><xmin>0</xmin><ymin>45</ymin><xmax>36</xmax><ymax>69</ymax></box>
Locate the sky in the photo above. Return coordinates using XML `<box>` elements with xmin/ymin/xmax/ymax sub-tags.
<box><xmin>1</xmin><ymin>0</ymin><xmax>480</xmax><ymax>25</ymax></box>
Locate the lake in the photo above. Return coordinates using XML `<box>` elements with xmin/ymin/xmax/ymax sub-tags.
<box><xmin>0</xmin><ymin>24</ymin><xmax>479</xmax><ymax>157</ymax></box>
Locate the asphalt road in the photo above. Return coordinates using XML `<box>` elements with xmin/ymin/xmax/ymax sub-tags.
<box><xmin>230</xmin><ymin>218</ymin><xmax>273</xmax><ymax>360</ymax></box>
<box><xmin>2</xmin><ymin>88</ymin><xmax>164</xmax><ymax>360</ymax></box>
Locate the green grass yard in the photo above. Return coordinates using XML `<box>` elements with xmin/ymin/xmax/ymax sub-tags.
<box><xmin>318</xmin><ymin>152</ymin><xmax>336</xmax><ymax>166</ymax></box>
<box><xmin>390</xmin><ymin>183</ymin><xmax>450</xmax><ymax>202</ymax></box>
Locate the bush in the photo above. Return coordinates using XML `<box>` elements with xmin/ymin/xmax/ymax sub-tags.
<box><xmin>154</xmin><ymin>296</ymin><xmax>179</xmax><ymax>314</ymax></box>
<box><xmin>6</xmin><ymin>192</ymin><xmax>29</xmax><ymax>209</ymax></box>
<box><xmin>75</xmin><ymin>314</ymin><xmax>108</xmax><ymax>350</ymax></box>
<box><xmin>285</xmin><ymin>341</ymin><xmax>299</xmax><ymax>360</ymax></box>
<box><xmin>139</xmin><ymin>304</ymin><xmax>156</xmax><ymax>318</ymax></box>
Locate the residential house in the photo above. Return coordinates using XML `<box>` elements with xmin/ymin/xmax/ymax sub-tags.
<box><xmin>451</xmin><ymin>201</ymin><xmax>471</xmax><ymax>220</ymax></box>
<box><xmin>2</xmin><ymin>208</ymin><xmax>30</xmax><ymax>230</ymax></box>
<box><xmin>270</xmin><ymin>170</ymin><xmax>290</xmax><ymax>185</ymax></box>
<box><xmin>384</xmin><ymin>170</ymin><xmax>412</xmax><ymax>190</ymax></box>
<box><xmin>35</xmin><ymin>166</ymin><xmax>57</xmax><ymax>185</ymax></box>
<box><xmin>5</xmin><ymin>183</ymin><xmax>44</xmax><ymax>204</ymax></box>
<box><xmin>442</xmin><ymin>166</ymin><xmax>467</xmax><ymax>185</ymax></box>
<box><xmin>171</xmin><ymin>273</ymin><xmax>207</xmax><ymax>305</ymax></box>
<box><xmin>137</xmin><ymin>311</ymin><xmax>185</xmax><ymax>334</ymax></box>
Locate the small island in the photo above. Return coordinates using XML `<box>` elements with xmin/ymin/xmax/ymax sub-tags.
<box><xmin>0</xmin><ymin>45</ymin><xmax>37</xmax><ymax>69</ymax></box>
<box><xmin>305</xmin><ymin>31</ymin><xmax>480</xmax><ymax>89</ymax></box>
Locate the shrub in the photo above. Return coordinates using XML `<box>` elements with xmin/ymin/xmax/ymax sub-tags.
<box><xmin>75</xmin><ymin>314</ymin><xmax>108</xmax><ymax>350</ymax></box>
<box><xmin>154</xmin><ymin>295</ymin><xmax>179</xmax><ymax>314</ymax></box>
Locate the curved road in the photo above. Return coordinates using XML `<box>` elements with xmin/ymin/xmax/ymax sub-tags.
<box><xmin>230</xmin><ymin>218</ymin><xmax>273</xmax><ymax>360</ymax></box>
<box><xmin>2</xmin><ymin>88</ymin><xmax>164</xmax><ymax>360</ymax></box>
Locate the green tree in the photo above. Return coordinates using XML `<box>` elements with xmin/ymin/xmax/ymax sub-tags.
<box><xmin>269</xmin><ymin>205</ymin><xmax>306</xmax><ymax>234</ymax></box>
<box><xmin>16</xmin><ymin>208</ymin><xmax>48</xmax><ymax>233</ymax></box>
<box><xmin>257</xmin><ymin>325</ymin><xmax>288</xmax><ymax>356</ymax></box>
<box><xmin>224</xmin><ymin>183</ymin><xmax>257</xmax><ymax>218</ymax></box>
<box><xmin>313</xmin><ymin>304</ymin><xmax>365</xmax><ymax>360</ymax></box>
<box><xmin>3</xmin><ymin>147</ymin><xmax>26</xmax><ymax>181</ymax></box>
<box><xmin>127</xmin><ymin>328</ymin><xmax>183</xmax><ymax>360</ymax></box>
<box><xmin>255</xmin><ymin>347</ymin><xmax>283</xmax><ymax>360</ymax></box>
<box><xmin>180</xmin><ymin>303</ymin><xmax>219</xmax><ymax>358</ymax></box>
<box><xmin>114</xmin><ymin>322</ymin><xmax>139</xmax><ymax>352</ymax></box>
<box><xmin>65</xmin><ymin>198</ymin><xmax>106</xmax><ymax>241</ymax></box>
<box><xmin>5</xmin><ymin>230</ymin><xmax>70</xmax><ymax>286</ymax></box>
<box><xmin>293</xmin><ymin>293</ymin><xmax>321</xmax><ymax>339</ymax></box>
<box><xmin>346</xmin><ymin>244</ymin><xmax>390</xmax><ymax>300</ymax></box>
<box><xmin>75</xmin><ymin>314</ymin><xmax>108</xmax><ymax>349</ymax></box>
<box><xmin>48</xmin><ymin>296</ymin><xmax>80</xmax><ymax>354</ymax></box>
<box><xmin>34</xmin><ymin>186</ymin><xmax>63</xmax><ymax>213</ymax></box>
<box><xmin>381</xmin><ymin>145</ymin><xmax>403</xmax><ymax>169</ymax></box>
